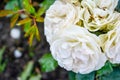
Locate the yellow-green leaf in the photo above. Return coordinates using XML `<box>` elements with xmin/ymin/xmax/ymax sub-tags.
<box><xmin>23</xmin><ymin>0</ymin><xmax>35</xmax><ymax>14</ymax></box>
<box><xmin>17</xmin><ymin>17</ymin><xmax>32</xmax><ymax>26</ymax></box>
<box><xmin>29</xmin><ymin>33</ymin><xmax>34</xmax><ymax>46</ymax></box>
<box><xmin>20</xmin><ymin>61</ymin><xmax>34</xmax><ymax>80</ymax></box>
<box><xmin>24</xmin><ymin>25</ymin><xmax>40</xmax><ymax>46</ymax></box>
<box><xmin>35</xmin><ymin>7</ymin><xmax>46</xmax><ymax>17</ymax></box>
<box><xmin>24</xmin><ymin>26</ymin><xmax>35</xmax><ymax>37</ymax></box>
<box><xmin>36</xmin><ymin>0</ymin><xmax>55</xmax><ymax>17</ymax></box>
<box><xmin>35</xmin><ymin>26</ymin><xmax>40</xmax><ymax>41</ymax></box>
<box><xmin>10</xmin><ymin>13</ymin><xmax>19</xmax><ymax>28</ymax></box>
<box><xmin>24</xmin><ymin>25</ymin><xmax>36</xmax><ymax>46</ymax></box>
<box><xmin>0</xmin><ymin>10</ymin><xmax>14</xmax><ymax>17</ymax></box>
<box><xmin>24</xmin><ymin>22</ymin><xmax>31</xmax><ymax>32</ymax></box>
<box><xmin>36</xmin><ymin>17</ymin><xmax>44</xmax><ymax>22</ymax></box>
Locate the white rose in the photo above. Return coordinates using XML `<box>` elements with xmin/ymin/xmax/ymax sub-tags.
<box><xmin>100</xmin><ymin>22</ymin><xmax>120</xmax><ymax>63</ymax></box>
<box><xmin>79</xmin><ymin>0</ymin><xmax>120</xmax><ymax>31</ymax></box>
<box><xmin>62</xmin><ymin>0</ymin><xmax>79</xmax><ymax>3</ymax></box>
<box><xmin>44</xmin><ymin>0</ymin><xmax>80</xmax><ymax>44</ymax></box>
<box><xmin>50</xmin><ymin>25</ymin><xmax>107</xmax><ymax>74</ymax></box>
<box><xmin>94</xmin><ymin>0</ymin><xmax>119</xmax><ymax>11</ymax></box>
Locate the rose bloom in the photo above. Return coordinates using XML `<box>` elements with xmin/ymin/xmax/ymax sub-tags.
<box><xmin>100</xmin><ymin>22</ymin><xmax>120</xmax><ymax>64</ymax></box>
<box><xmin>50</xmin><ymin>25</ymin><xmax>107</xmax><ymax>74</ymax></box>
<box><xmin>79</xmin><ymin>0</ymin><xmax>120</xmax><ymax>31</ymax></box>
<box><xmin>44</xmin><ymin>0</ymin><xmax>80</xmax><ymax>44</ymax></box>
<box><xmin>62</xmin><ymin>0</ymin><xmax>79</xmax><ymax>3</ymax></box>
<box><xmin>94</xmin><ymin>0</ymin><xmax>119</xmax><ymax>11</ymax></box>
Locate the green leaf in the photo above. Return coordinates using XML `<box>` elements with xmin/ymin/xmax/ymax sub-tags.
<box><xmin>0</xmin><ymin>46</ymin><xmax>7</xmax><ymax>72</ymax></box>
<box><xmin>96</xmin><ymin>61</ymin><xmax>113</xmax><ymax>77</ymax></box>
<box><xmin>17</xmin><ymin>17</ymin><xmax>32</xmax><ymax>26</ymax></box>
<box><xmin>24</xmin><ymin>22</ymin><xmax>31</xmax><ymax>32</ymax></box>
<box><xmin>0</xmin><ymin>46</ymin><xmax>6</xmax><ymax>64</ymax></box>
<box><xmin>29</xmin><ymin>74</ymin><xmax>41</xmax><ymax>80</ymax></box>
<box><xmin>41</xmin><ymin>0</ymin><xmax>55</xmax><ymax>9</ymax></box>
<box><xmin>98</xmin><ymin>67</ymin><xmax>120</xmax><ymax>80</ymax></box>
<box><xmin>5</xmin><ymin>0</ymin><xmax>22</xmax><ymax>11</ymax></box>
<box><xmin>76</xmin><ymin>72</ymin><xmax>95</xmax><ymax>80</ymax></box>
<box><xmin>24</xmin><ymin>25</ymin><xmax>36</xmax><ymax>46</ymax></box>
<box><xmin>116</xmin><ymin>0</ymin><xmax>120</xmax><ymax>12</ymax></box>
<box><xmin>10</xmin><ymin>13</ymin><xmax>19</xmax><ymax>28</ymax></box>
<box><xmin>29</xmin><ymin>52</ymin><xmax>35</xmax><ymax>58</ymax></box>
<box><xmin>0</xmin><ymin>61</ymin><xmax>7</xmax><ymax>73</ymax></box>
<box><xmin>24</xmin><ymin>25</ymin><xmax>35</xmax><ymax>37</ymax></box>
<box><xmin>20</xmin><ymin>61</ymin><xmax>34</xmax><ymax>80</ymax></box>
<box><xmin>36</xmin><ymin>7</ymin><xmax>46</xmax><ymax>17</ymax></box>
<box><xmin>36</xmin><ymin>17</ymin><xmax>44</xmax><ymax>22</ymax></box>
<box><xmin>36</xmin><ymin>0</ymin><xmax>55</xmax><ymax>16</ymax></box>
<box><xmin>29</xmin><ymin>33</ymin><xmax>34</xmax><ymax>46</ymax></box>
<box><xmin>0</xmin><ymin>10</ymin><xmax>14</xmax><ymax>17</ymax></box>
<box><xmin>34</xmin><ymin>26</ymin><xmax>40</xmax><ymax>41</ymax></box>
<box><xmin>69</xmin><ymin>71</ymin><xmax>76</xmax><ymax>80</ymax></box>
<box><xmin>24</xmin><ymin>24</ymin><xmax>40</xmax><ymax>46</ymax></box>
<box><xmin>23</xmin><ymin>0</ymin><xmax>35</xmax><ymax>14</ymax></box>
<box><xmin>39</xmin><ymin>53</ymin><xmax>58</xmax><ymax>72</ymax></box>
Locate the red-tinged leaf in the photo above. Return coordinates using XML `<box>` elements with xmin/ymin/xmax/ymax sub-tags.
<box><xmin>17</xmin><ymin>17</ymin><xmax>32</xmax><ymax>26</ymax></box>
<box><xmin>10</xmin><ymin>13</ymin><xmax>19</xmax><ymax>28</ymax></box>
<box><xmin>36</xmin><ymin>17</ymin><xmax>44</xmax><ymax>22</ymax></box>
<box><xmin>0</xmin><ymin>10</ymin><xmax>14</xmax><ymax>17</ymax></box>
<box><xmin>29</xmin><ymin>33</ymin><xmax>34</xmax><ymax>46</ymax></box>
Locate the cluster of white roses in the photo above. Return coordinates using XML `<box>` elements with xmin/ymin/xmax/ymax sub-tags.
<box><xmin>44</xmin><ymin>0</ymin><xmax>120</xmax><ymax>74</ymax></box>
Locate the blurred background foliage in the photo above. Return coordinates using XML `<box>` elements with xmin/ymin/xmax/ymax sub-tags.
<box><xmin>0</xmin><ymin>0</ymin><xmax>62</xmax><ymax>80</ymax></box>
<box><xmin>0</xmin><ymin>0</ymin><xmax>56</xmax><ymax>46</ymax></box>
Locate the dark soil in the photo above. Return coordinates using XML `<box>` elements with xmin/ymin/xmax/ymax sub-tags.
<box><xmin>0</xmin><ymin>17</ymin><xmax>68</xmax><ymax>80</ymax></box>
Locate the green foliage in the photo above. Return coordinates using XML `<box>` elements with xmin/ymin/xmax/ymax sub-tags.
<box><xmin>20</xmin><ymin>61</ymin><xmax>34</xmax><ymax>80</ymax></box>
<box><xmin>36</xmin><ymin>0</ymin><xmax>55</xmax><ymax>17</ymax></box>
<box><xmin>17</xmin><ymin>17</ymin><xmax>32</xmax><ymax>26</ymax></box>
<box><xmin>24</xmin><ymin>24</ymin><xmax>40</xmax><ymax>46</ymax></box>
<box><xmin>10</xmin><ymin>13</ymin><xmax>20</xmax><ymax>28</ymax></box>
<box><xmin>0</xmin><ymin>0</ymin><xmax>55</xmax><ymax>46</ymax></box>
<box><xmin>98</xmin><ymin>67</ymin><xmax>120</xmax><ymax>80</ymax></box>
<box><xmin>0</xmin><ymin>10</ymin><xmax>15</xmax><ymax>17</ymax></box>
<box><xmin>24</xmin><ymin>22</ymin><xmax>31</xmax><ymax>32</ymax></box>
<box><xmin>69</xmin><ymin>61</ymin><xmax>120</xmax><ymax>80</ymax></box>
<box><xmin>76</xmin><ymin>72</ymin><xmax>95</xmax><ymax>80</ymax></box>
<box><xmin>5</xmin><ymin>0</ymin><xmax>22</xmax><ymax>11</ymax></box>
<box><xmin>0</xmin><ymin>47</ymin><xmax>5</xmax><ymax>64</ymax></box>
<box><xmin>116</xmin><ymin>0</ymin><xmax>120</xmax><ymax>12</ymax></box>
<box><xmin>36</xmin><ymin>17</ymin><xmax>44</xmax><ymax>22</ymax></box>
<box><xmin>0</xmin><ymin>46</ymin><xmax>7</xmax><ymax>72</ymax></box>
<box><xmin>29</xmin><ymin>74</ymin><xmax>41</xmax><ymax>80</ymax></box>
<box><xmin>68</xmin><ymin>71</ymin><xmax>76</xmax><ymax>80</ymax></box>
<box><xmin>96</xmin><ymin>61</ymin><xmax>113</xmax><ymax>77</ymax></box>
<box><xmin>39</xmin><ymin>53</ymin><xmax>58</xmax><ymax>72</ymax></box>
<box><xmin>23</xmin><ymin>0</ymin><xmax>35</xmax><ymax>14</ymax></box>
<box><xmin>69</xmin><ymin>71</ymin><xmax>95</xmax><ymax>80</ymax></box>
